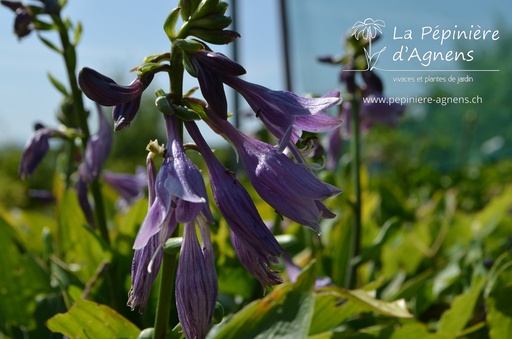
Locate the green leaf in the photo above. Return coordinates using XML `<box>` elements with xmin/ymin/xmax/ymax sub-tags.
<box><xmin>72</xmin><ymin>21</ymin><xmax>82</xmax><ymax>46</ymax></box>
<box><xmin>210</xmin><ymin>262</ymin><xmax>317</xmax><ymax>339</ymax></box>
<box><xmin>37</xmin><ymin>34</ymin><xmax>62</xmax><ymax>54</ymax></box>
<box><xmin>0</xmin><ymin>217</ymin><xmax>54</xmax><ymax>330</ymax></box>
<box><xmin>309</xmin><ymin>291</ymin><xmax>366</xmax><ymax>335</ymax></box>
<box><xmin>46</xmin><ymin>298</ymin><xmax>140</xmax><ymax>338</ymax></box>
<box><xmin>438</xmin><ymin>275</ymin><xmax>485</xmax><ymax>335</ymax></box>
<box><xmin>47</xmin><ymin>72</ymin><xmax>69</xmax><ymax>96</ymax></box>
<box><xmin>164</xmin><ymin>7</ymin><xmax>181</xmax><ymax>41</ymax></box>
<box><xmin>319</xmin><ymin>286</ymin><xmax>413</xmax><ymax>319</ymax></box>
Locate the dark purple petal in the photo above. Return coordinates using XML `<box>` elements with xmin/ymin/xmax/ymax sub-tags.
<box><xmin>192</xmin><ymin>50</ymin><xmax>246</xmax><ymax>77</ymax></box>
<box><xmin>127</xmin><ymin>233</ymin><xmax>162</xmax><ymax>313</ymax></box>
<box><xmin>206</xmin><ymin>115</ymin><xmax>341</xmax><ymax>232</ymax></box>
<box><xmin>176</xmin><ymin>220</ymin><xmax>217</xmax><ymax>339</ymax></box>
<box><xmin>190</xmin><ymin>50</ymin><xmax>246</xmax><ymax>120</ymax></box>
<box><xmin>223</xmin><ymin>76</ymin><xmax>341</xmax><ymax>144</ymax></box>
<box><xmin>78</xmin><ymin>67</ymin><xmax>153</xmax><ymax>107</ymax></box>
<box><xmin>231</xmin><ymin>231</ymin><xmax>283</xmax><ymax>290</ymax></box>
<box><xmin>112</xmin><ymin>94</ymin><xmax>143</xmax><ymax>131</ymax></box>
<box><xmin>192</xmin><ymin>57</ymin><xmax>228</xmax><ymax>119</ymax></box>
<box><xmin>186</xmin><ymin>121</ymin><xmax>283</xmax><ymax>287</ymax></box>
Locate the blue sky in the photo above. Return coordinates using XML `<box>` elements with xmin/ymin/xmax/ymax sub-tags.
<box><xmin>0</xmin><ymin>0</ymin><xmax>510</xmax><ymax>145</ymax></box>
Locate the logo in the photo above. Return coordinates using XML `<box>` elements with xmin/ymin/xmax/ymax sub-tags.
<box><xmin>347</xmin><ymin>18</ymin><xmax>500</xmax><ymax>72</ymax></box>
<box><xmin>351</xmin><ymin>18</ymin><xmax>387</xmax><ymax>70</ymax></box>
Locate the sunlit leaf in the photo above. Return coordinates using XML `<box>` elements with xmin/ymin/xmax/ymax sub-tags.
<box><xmin>209</xmin><ymin>262</ymin><xmax>317</xmax><ymax>338</ymax></box>
<box><xmin>46</xmin><ymin>298</ymin><xmax>140</xmax><ymax>338</ymax></box>
<box><xmin>309</xmin><ymin>291</ymin><xmax>366</xmax><ymax>335</ymax></box>
<box><xmin>318</xmin><ymin>286</ymin><xmax>413</xmax><ymax>319</ymax></box>
<box><xmin>438</xmin><ymin>275</ymin><xmax>485</xmax><ymax>336</ymax></box>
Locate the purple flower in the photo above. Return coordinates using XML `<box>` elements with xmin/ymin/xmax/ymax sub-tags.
<box><xmin>189</xmin><ymin>50</ymin><xmax>246</xmax><ymax>119</ymax></box>
<box><xmin>78</xmin><ymin>67</ymin><xmax>154</xmax><ymax>130</ymax></box>
<box><xmin>133</xmin><ymin>114</ymin><xmax>212</xmax><ymax>250</ymax></box>
<box><xmin>128</xmin><ymin>156</ymin><xmax>171</xmax><ymax>312</ymax></box>
<box><xmin>176</xmin><ymin>218</ymin><xmax>217</xmax><ymax>339</ymax></box>
<box><xmin>222</xmin><ymin>76</ymin><xmax>341</xmax><ymax>150</ymax></box>
<box><xmin>76</xmin><ymin>106</ymin><xmax>113</xmax><ymax>227</ymax></box>
<box><xmin>206</xmin><ymin>114</ymin><xmax>341</xmax><ymax>233</ymax></box>
<box><xmin>82</xmin><ymin>105</ymin><xmax>113</xmax><ymax>181</ymax></box>
<box><xmin>186</xmin><ymin>121</ymin><xmax>283</xmax><ymax>289</ymax></box>
<box><xmin>231</xmin><ymin>231</ymin><xmax>283</xmax><ymax>289</ymax></box>
<box><xmin>1</xmin><ymin>1</ymin><xmax>34</xmax><ymax>39</ymax></box>
<box><xmin>18</xmin><ymin>123</ymin><xmax>65</xmax><ymax>179</ymax></box>
<box><xmin>127</xmin><ymin>233</ymin><xmax>163</xmax><ymax>313</ymax></box>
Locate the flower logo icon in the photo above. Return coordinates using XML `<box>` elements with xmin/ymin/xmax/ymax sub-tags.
<box><xmin>351</xmin><ymin>18</ymin><xmax>386</xmax><ymax>70</ymax></box>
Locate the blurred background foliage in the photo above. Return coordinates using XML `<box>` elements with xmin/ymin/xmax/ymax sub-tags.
<box><xmin>0</xmin><ymin>12</ymin><xmax>511</xmax><ymax>339</ymax></box>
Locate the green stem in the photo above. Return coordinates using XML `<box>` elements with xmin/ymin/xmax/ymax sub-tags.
<box><xmin>347</xmin><ymin>96</ymin><xmax>362</xmax><ymax>289</ymax></box>
<box><xmin>154</xmin><ymin>250</ymin><xmax>178</xmax><ymax>339</ymax></box>
<box><xmin>52</xmin><ymin>13</ymin><xmax>110</xmax><ymax>246</ymax></box>
<box><xmin>170</xmin><ymin>45</ymin><xmax>184</xmax><ymax>104</ymax></box>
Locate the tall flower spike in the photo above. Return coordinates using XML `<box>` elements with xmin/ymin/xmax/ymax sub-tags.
<box><xmin>186</xmin><ymin>121</ymin><xmax>283</xmax><ymax>289</ymax></box>
<box><xmin>176</xmin><ymin>218</ymin><xmax>218</xmax><ymax>339</ymax></box>
<box><xmin>189</xmin><ymin>49</ymin><xmax>246</xmax><ymax>119</ymax></box>
<box><xmin>78</xmin><ymin>67</ymin><xmax>154</xmax><ymax>130</ymax></box>
<box><xmin>222</xmin><ymin>76</ymin><xmax>341</xmax><ymax>150</ymax></box>
<box><xmin>206</xmin><ymin>113</ymin><xmax>342</xmax><ymax>233</ymax></box>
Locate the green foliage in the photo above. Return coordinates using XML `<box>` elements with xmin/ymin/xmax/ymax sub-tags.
<box><xmin>46</xmin><ymin>298</ymin><xmax>140</xmax><ymax>338</ymax></box>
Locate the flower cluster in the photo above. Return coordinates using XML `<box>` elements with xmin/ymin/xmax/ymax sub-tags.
<box><xmin>74</xmin><ymin>2</ymin><xmax>343</xmax><ymax>338</ymax></box>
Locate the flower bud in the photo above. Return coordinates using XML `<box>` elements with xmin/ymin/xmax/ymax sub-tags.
<box><xmin>189</xmin><ymin>28</ymin><xmax>240</xmax><ymax>45</ymax></box>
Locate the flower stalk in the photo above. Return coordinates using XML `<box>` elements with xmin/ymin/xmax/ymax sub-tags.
<box><xmin>347</xmin><ymin>95</ymin><xmax>362</xmax><ymax>289</ymax></box>
<box><xmin>50</xmin><ymin>12</ymin><xmax>110</xmax><ymax>245</ymax></box>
